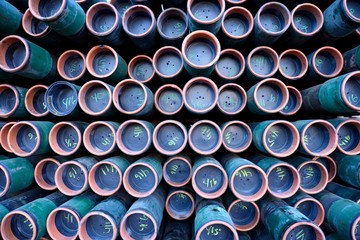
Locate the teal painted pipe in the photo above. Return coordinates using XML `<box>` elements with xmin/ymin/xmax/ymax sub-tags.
<box><xmin>0</xmin><ymin>84</ymin><xmax>28</xmax><ymax>118</ymax></box>
<box><xmin>116</xmin><ymin>120</ymin><xmax>154</xmax><ymax>155</ymax></box>
<box><xmin>194</xmin><ymin>198</ymin><xmax>238</xmax><ymax>240</ymax></box>
<box><xmin>109</xmin><ymin>0</ymin><xmax>132</xmax><ymax>18</ymax></box>
<box><xmin>223</xmin><ymin>190</ymin><xmax>260</xmax><ymax>231</ymax></box>
<box><xmin>29</xmin><ymin>0</ymin><xmax>88</xmax><ymax>38</ymax></box>
<box><xmin>292</xmin><ymin>119</ymin><xmax>338</xmax><ymax>157</ymax></box>
<box><xmin>8</xmin><ymin>121</ymin><xmax>54</xmax><ymax>157</ymax></box>
<box><xmin>248</xmin><ymin>222</ymin><xmax>273</xmax><ymax>240</ymax></box>
<box><xmin>285</xmin><ymin>155</ymin><xmax>328</xmax><ymax>194</ymax></box>
<box><xmin>323</xmin><ymin>0</ymin><xmax>360</xmax><ymax>38</ymax></box>
<box><xmin>120</xmin><ymin>186</ymin><xmax>166</xmax><ymax>239</ymax></box>
<box><xmin>182</xmin><ymin>30</ymin><xmax>221</xmax><ymax>77</ymax></box>
<box><xmin>163</xmin><ymin>219</ymin><xmax>191</xmax><ymax>240</ymax></box>
<box><xmin>343</xmin><ymin>45</ymin><xmax>360</xmax><ymax>73</ymax></box>
<box><xmin>331</xmin><ymin>153</ymin><xmax>360</xmax><ymax>188</ymax></box>
<box><xmin>219</xmin><ymin>153</ymin><xmax>267</xmax><ymax>201</ymax></box>
<box><xmin>301</xmin><ymin>71</ymin><xmax>360</xmax><ymax>114</ymax></box>
<box><xmin>55</xmin><ymin>156</ymin><xmax>98</xmax><ymax>196</ymax></box>
<box><xmin>34</xmin><ymin>156</ymin><xmax>67</xmax><ymax>190</ymax></box>
<box><xmin>46</xmin><ymin>191</ymin><xmax>103</xmax><ymax>239</ymax></box>
<box><xmin>314</xmin><ymin>190</ymin><xmax>360</xmax><ymax>239</ymax></box>
<box><xmin>251</xmin><ymin>120</ymin><xmax>300</xmax><ymax>158</ymax></box>
<box><xmin>248</xmin><ymin>153</ymin><xmax>300</xmax><ymax>199</ymax></box>
<box><xmin>0</xmin><ymin>68</ymin><xmax>13</xmax><ymax>80</ymax></box>
<box><xmin>83</xmin><ymin>121</ymin><xmax>119</xmax><ymax>156</ymax></box>
<box><xmin>78</xmin><ymin>80</ymin><xmax>116</xmax><ymax>116</ymax></box>
<box><xmin>165</xmin><ymin>186</ymin><xmax>195</xmax><ymax>220</ymax></box>
<box><xmin>122</xmin><ymin>5</ymin><xmax>157</xmax><ymax>50</ymax></box>
<box><xmin>0</xmin><ymin>1</ymin><xmax>23</xmax><ymax>36</ymax></box>
<box><xmin>79</xmin><ymin>189</ymin><xmax>135</xmax><ymax>239</ymax></box>
<box><xmin>163</xmin><ymin>154</ymin><xmax>192</xmax><ymax>187</ymax></box>
<box><xmin>258</xmin><ymin>194</ymin><xmax>325</xmax><ymax>240</ymax></box>
<box><xmin>86</xmin><ymin>45</ymin><xmax>127</xmax><ymax>85</ymax></box>
<box><xmin>45</xmin><ymin>81</ymin><xmax>81</xmax><ymax>117</ymax></box>
<box><xmin>329</xmin><ymin>118</ymin><xmax>360</xmax><ymax>155</ymax></box>
<box><xmin>0</xmin><ymin>157</ymin><xmax>35</xmax><ymax>197</ymax></box>
<box><xmin>187</xmin><ymin>0</ymin><xmax>226</xmax><ymax>34</ymax></box>
<box><xmin>0</xmin><ymin>35</ymin><xmax>56</xmax><ymax>80</ymax></box>
<box><xmin>285</xmin><ymin>191</ymin><xmax>325</xmax><ymax>226</ymax></box>
<box><xmin>88</xmin><ymin>156</ymin><xmax>130</xmax><ymax>196</ymax></box>
<box><xmin>113</xmin><ymin>79</ymin><xmax>154</xmax><ymax>116</ymax></box>
<box><xmin>0</xmin><ymin>191</ymin><xmax>70</xmax><ymax>240</ymax></box>
<box><xmin>0</xmin><ymin>188</ymin><xmax>48</xmax><ymax>223</ymax></box>
<box><xmin>327</xmin><ymin>182</ymin><xmax>360</xmax><ymax>203</ymax></box>
<box><xmin>49</xmin><ymin>121</ymin><xmax>88</xmax><ymax>157</ymax></box>
<box><xmin>86</xmin><ymin>2</ymin><xmax>125</xmax><ymax>46</ymax></box>
<box><xmin>192</xmin><ymin>156</ymin><xmax>228</xmax><ymax>199</ymax></box>
<box><xmin>247</xmin><ymin>78</ymin><xmax>289</xmax><ymax>115</ymax></box>
<box><xmin>123</xmin><ymin>154</ymin><xmax>164</xmax><ymax>198</ymax></box>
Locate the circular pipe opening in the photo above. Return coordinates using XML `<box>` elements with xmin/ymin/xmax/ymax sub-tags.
<box><xmin>83</xmin><ymin>122</ymin><xmax>116</xmax><ymax>156</ymax></box>
<box><xmin>86</xmin><ymin>3</ymin><xmax>119</xmax><ymax>36</ymax></box>
<box><xmin>122</xmin><ymin>5</ymin><xmax>155</xmax><ymax>37</ymax></box>
<box><xmin>253</xmin><ymin>78</ymin><xmax>289</xmax><ymax>113</ymax></box>
<box><xmin>280</xmin><ymin>86</ymin><xmax>302</xmax><ymax>115</ymax></box>
<box><xmin>0</xmin><ymin>35</ymin><xmax>29</xmax><ymax>72</ymax></box>
<box><xmin>0</xmin><ymin>122</ymin><xmax>15</xmax><ymax>153</ymax></box>
<box><xmin>123</xmin><ymin>163</ymin><xmax>158</xmax><ymax>198</ymax></box>
<box><xmin>313</xmin><ymin>156</ymin><xmax>337</xmax><ymax>182</ymax></box>
<box><xmin>55</xmin><ymin>161</ymin><xmax>88</xmax><ymax>196</ymax></box>
<box><xmin>182</xmin><ymin>30</ymin><xmax>221</xmax><ymax>69</ymax></box>
<box><xmin>279</xmin><ymin>49</ymin><xmax>308</xmax><ymax>80</ymax></box>
<box><xmin>188</xmin><ymin>120</ymin><xmax>222</xmax><ymax>155</ymax></box>
<box><xmin>57</xmin><ymin>50</ymin><xmax>86</xmax><ymax>81</ymax></box>
<box><xmin>29</xmin><ymin>0</ymin><xmax>66</xmax><ymax>21</ymax></box>
<box><xmin>0</xmin><ymin>84</ymin><xmax>20</xmax><ymax>118</ymax></box>
<box><xmin>291</xmin><ymin>3</ymin><xmax>324</xmax><ymax>36</ymax></box>
<box><xmin>298</xmin><ymin>161</ymin><xmax>328</xmax><ymax>194</ymax></box>
<box><xmin>163</xmin><ymin>155</ymin><xmax>192</xmax><ymax>187</ymax></box>
<box><xmin>153</xmin><ymin>46</ymin><xmax>184</xmax><ymax>79</ymax></box>
<box><xmin>1</xmin><ymin>211</ymin><xmax>37</xmax><ymax>240</ymax></box>
<box><xmin>45</xmin><ymin>81</ymin><xmax>79</xmax><ymax>116</ymax></box>
<box><xmin>247</xmin><ymin>47</ymin><xmax>279</xmax><ymax>78</ymax></box>
<box><xmin>25</xmin><ymin>85</ymin><xmax>49</xmax><ymax>117</ymax></box>
<box><xmin>196</xmin><ymin>220</ymin><xmax>237</xmax><ymax>240</ymax></box>
<box><xmin>86</xmin><ymin>45</ymin><xmax>119</xmax><ymax>79</ymax></box>
<box><xmin>221</xmin><ymin>7</ymin><xmax>254</xmax><ymax>40</ymax></box>
<box><xmin>79</xmin><ymin>211</ymin><xmax>117</xmax><ymax>240</ymax></box>
<box><xmin>215</xmin><ymin>49</ymin><xmax>245</xmax><ymax>80</ymax></box>
<box><xmin>165</xmin><ymin>190</ymin><xmax>195</xmax><ymax>220</ymax></box>
<box><xmin>155</xmin><ymin>84</ymin><xmax>183</xmax><ymax>115</ymax></box>
<box><xmin>312</xmin><ymin>47</ymin><xmax>344</xmax><ymax>78</ymax></box>
<box><xmin>47</xmin><ymin>208</ymin><xmax>81</xmax><ymax>240</ymax></box>
<box><xmin>153</xmin><ymin>120</ymin><xmax>187</xmax><ymax>156</ymax></box>
<box><xmin>217</xmin><ymin>83</ymin><xmax>247</xmax><ymax>115</ymax></box>
<box><xmin>128</xmin><ymin>55</ymin><xmax>155</xmax><ymax>83</ymax></box>
<box><xmin>188</xmin><ymin>0</ymin><xmax>225</xmax><ymax>25</ymax></box>
<box><xmin>157</xmin><ymin>8</ymin><xmax>188</xmax><ymax>40</ymax></box>
<box><xmin>78</xmin><ymin>80</ymin><xmax>112</xmax><ymax>116</ymax></box>
<box><xmin>113</xmin><ymin>79</ymin><xmax>148</xmax><ymax>115</ymax></box>
<box><xmin>228</xmin><ymin>200</ymin><xmax>260</xmax><ymax>231</ymax></box>
<box><xmin>267</xmin><ymin>163</ymin><xmax>300</xmax><ymax>198</ymax></box>
<box><xmin>263</xmin><ymin>121</ymin><xmax>300</xmax><ymax>158</ymax></box>
<box><xmin>257</xmin><ymin>2</ymin><xmax>291</xmax><ymax>35</ymax></box>
<box><xmin>336</xmin><ymin>119</ymin><xmax>360</xmax><ymax>155</ymax></box>
<box><xmin>49</xmin><ymin>122</ymin><xmax>82</xmax><ymax>156</ymax></box>
<box><xmin>294</xmin><ymin>198</ymin><xmax>325</xmax><ymax>226</ymax></box>
<box><xmin>221</xmin><ymin>121</ymin><xmax>252</xmax><ymax>153</ymax></box>
<box><xmin>34</xmin><ymin>158</ymin><xmax>60</xmax><ymax>190</ymax></box>
<box><xmin>301</xmin><ymin>120</ymin><xmax>337</xmax><ymax>156</ymax></box>
<box><xmin>120</xmin><ymin>210</ymin><xmax>157</xmax><ymax>240</ymax></box>
<box><xmin>88</xmin><ymin>161</ymin><xmax>122</xmax><ymax>196</ymax></box>
<box><xmin>22</xmin><ymin>9</ymin><xmax>50</xmax><ymax>37</ymax></box>
<box><xmin>342</xmin><ymin>71</ymin><xmax>360</xmax><ymax>112</ymax></box>
<box><xmin>192</xmin><ymin>162</ymin><xmax>228</xmax><ymax>199</ymax></box>
<box><xmin>116</xmin><ymin>120</ymin><xmax>152</xmax><ymax>156</ymax></box>
<box><xmin>8</xmin><ymin>122</ymin><xmax>40</xmax><ymax>157</ymax></box>
<box><xmin>183</xmin><ymin>77</ymin><xmax>219</xmax><ymax>114</ymax></box>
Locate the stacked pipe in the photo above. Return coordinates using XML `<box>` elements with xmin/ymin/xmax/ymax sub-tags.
<box><xmin>0</xmin><ymin>0</ymin><xmax>360</xmax><ymax>239</ymax></box>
